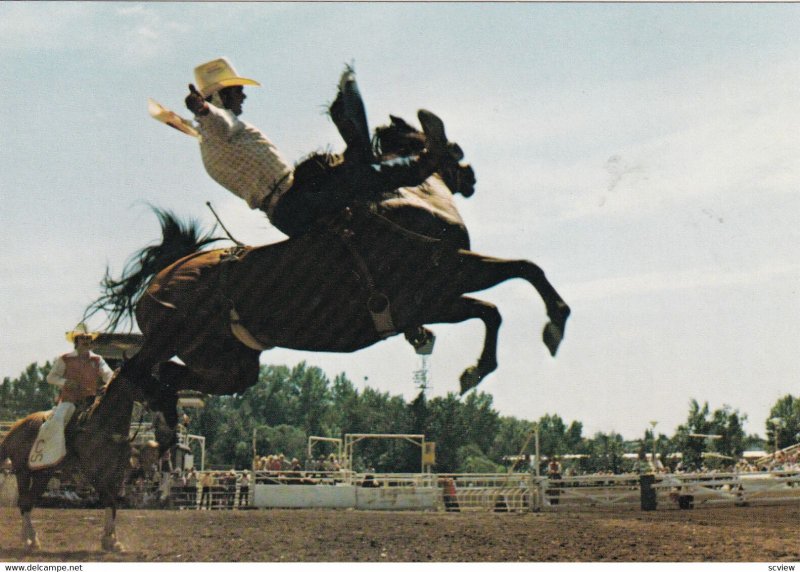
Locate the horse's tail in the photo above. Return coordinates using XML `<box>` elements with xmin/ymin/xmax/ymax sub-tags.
<box><xmin>85</xmin><ymin>207</ymin><xmax>222</xmax><ymax>330</ymax></box>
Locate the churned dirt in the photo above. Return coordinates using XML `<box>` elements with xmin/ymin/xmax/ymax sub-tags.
<box><xmin>0</xmin><ymin>505</ymin><xmax>798</xmax><ymax>563</ymax></box>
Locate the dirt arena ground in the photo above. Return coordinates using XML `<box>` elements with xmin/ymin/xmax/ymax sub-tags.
<box><xmin>1</xmin><ymin>505</ymin><xmax>798</xmax><ymax>563</ymax></box>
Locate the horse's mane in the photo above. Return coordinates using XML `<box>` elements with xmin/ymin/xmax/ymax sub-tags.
<box><xmin>85</xmin><ymin>208</ymin><xmax>222</xmax><ymax>331</ymax></box>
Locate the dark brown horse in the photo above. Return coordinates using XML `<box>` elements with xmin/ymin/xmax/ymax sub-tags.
<box><xmin>88</xmin><ymin>116</ymin><xmax>568</xmax><ymax>445</ymax></box>
<box><xmin>0</xmin><ymin>373</ymin><xmax>152</xmax><ymax>551</ymax></box>
<box><xmin>91</xmin><ymin>206</ymin><xmax>568</xmax><ymax>434</ymax></box>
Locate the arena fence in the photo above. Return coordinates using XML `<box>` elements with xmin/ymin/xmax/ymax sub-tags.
<box><xmin>2</xmin><ymin>468</ymin><xmax>798</xmax><ymax>512</ymax></box>
<box><xmin>436</xmin><ymin>473</ymin><xmax>536</xmax><ymax>512</ymax></box>
<box><xmin>652</xmin><ymin>470</ymin><xmax>800</xmax><ymax>510</ymax></box>
<box><xmin>535</xmin><ymin>470</ymin><xmax>800</xmax><ymax>511</ymax></box>
<box><xmin>536</xmin><ymin>473</ymin><xmax>642</xmax><ymax>510</ymax></box>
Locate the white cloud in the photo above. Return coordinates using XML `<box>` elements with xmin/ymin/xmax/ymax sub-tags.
<box><xmin>566</xmin><ymin>261</ymin><xmax>800</xmax><ymax>304</ymax></box>
<box><xmin>0</xmin><ymin>4</ymin><xmax>192</xmax><ymax>64</ymax></box>
<box><xmin>441</xmin><ymin>52</ymin><xmax>800</xmax><ymax>226</ymax></box>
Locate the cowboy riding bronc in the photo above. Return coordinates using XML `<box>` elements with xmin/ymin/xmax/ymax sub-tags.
<box><xmin>28</xmin><ymin>324</ymin><xmax>114</xmax><ymax>470</ymax></box>
<box><xmin>185</xmin><ymin>57</ymin><xmax>465</xmax><ymax>236</ymax></box>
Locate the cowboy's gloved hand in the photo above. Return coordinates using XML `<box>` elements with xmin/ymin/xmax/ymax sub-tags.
<box><xmin>185</xmin><ymin>84</ymin><xmax>209</xmax><ymax>116</ymax></box>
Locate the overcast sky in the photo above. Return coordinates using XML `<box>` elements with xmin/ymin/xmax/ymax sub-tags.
<box><xmin>1</xmin><ymin>2</ymin><xmax>798</xmax><ymax>441</ymax></box>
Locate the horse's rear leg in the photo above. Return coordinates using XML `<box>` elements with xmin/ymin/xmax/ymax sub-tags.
<box><xmin>425</xmin><ymin>296</ymin><xmax>502</xmax><ymax>395</ymax></box>
<box><xmin>151</xmin><ymin>345</ymin><xmax>260</xmax><ymax>447</ymax></box>
<box><xmin>455</xmin><ymin>253</ymin><xmax>570</xmax><ymax>356</ymax></box>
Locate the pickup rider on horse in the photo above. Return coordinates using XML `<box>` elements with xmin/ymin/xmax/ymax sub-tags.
<box><xmin>185</xmin><ymin>57</ymin><xmax>465</xmax><ymax>236</ymax></box>
<box><xmin>28</xmin><ymin>324</ymin><xmax>114</xmax><ymax>470</ymax></box>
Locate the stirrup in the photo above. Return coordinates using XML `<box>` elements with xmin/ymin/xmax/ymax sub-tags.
<box><xmin>406</xmin><ymin>327</ymin><xmax>436</xmax><ymax>355</ymax></box>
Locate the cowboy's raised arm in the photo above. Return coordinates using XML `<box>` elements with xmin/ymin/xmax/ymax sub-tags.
<box><xmin>186</xmin><ymin>83</ymin><xmax>239</xmax><ymax>139</ymax></box>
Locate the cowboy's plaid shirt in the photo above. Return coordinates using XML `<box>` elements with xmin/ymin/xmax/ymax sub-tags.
<box><xmin>196</xmin><ymin>104</ymin><xmax>294</xmax><ymax>214</ymax></box>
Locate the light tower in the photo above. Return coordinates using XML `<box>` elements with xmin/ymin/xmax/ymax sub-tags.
<box><xmin>413</xmin><ymin>354</ymin><xmax>432</xmax><ymax>393</ymax></box>
<box><xmin>411</xmin><ymin>329</ymin><xmax>435</xmax><ymax>393</ymax></box>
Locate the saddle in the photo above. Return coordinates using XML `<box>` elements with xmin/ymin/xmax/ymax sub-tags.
<box><xmin>29</xmin><ymin>398</ymin><xmax>94</xmax><ymax>471</ymax></box>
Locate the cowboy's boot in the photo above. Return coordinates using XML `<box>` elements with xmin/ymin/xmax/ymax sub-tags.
<box><xmin>330</xmin><ymin>66</ymin><xmax>373</xmax><ymax>162</ymax></box>
<box><xmin>417</xmin><ymin>109</ymin><xmax>464</xmax><ymax>162</ymax></box>
<box><xmin>29</xmin><ymin>401</ymin><xmax>75</xmax><ymax>470</ymax></box>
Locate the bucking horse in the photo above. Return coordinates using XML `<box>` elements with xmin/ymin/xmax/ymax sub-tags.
<box><xmin>89</xmin><ymin>115</ymin><xmax>570</xmax><ymax>445</ymax></box>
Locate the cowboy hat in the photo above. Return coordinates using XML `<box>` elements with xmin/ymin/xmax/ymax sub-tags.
<box><xmin>65</xmin><ymin>322</ymin><xmax>99</xmax><ymax>343</ymax></box>
<box><xmin>194</xmin><ymin>57</ymin><xmax>260</xmax><ymax>97</ymax></box>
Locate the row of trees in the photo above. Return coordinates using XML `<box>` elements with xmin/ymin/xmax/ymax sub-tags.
<box><xmin>3</xmin><ymin>361</ymin><xmax>799</xmax><ymax>473</ymax></box>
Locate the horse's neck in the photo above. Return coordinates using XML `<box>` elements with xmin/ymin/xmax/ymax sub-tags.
<box><xmin>393</xmin><ymin>175</ymin><xmax>465</xmax><ymax>223</ymax></box>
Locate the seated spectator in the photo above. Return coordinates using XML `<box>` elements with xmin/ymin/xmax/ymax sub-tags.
<box><xmin>269</xmin><ymin>455</ymin><xmax>283</xmax><ymax>472</ymax></box>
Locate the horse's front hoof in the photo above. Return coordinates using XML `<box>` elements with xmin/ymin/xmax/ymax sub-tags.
<box><xmin>459</xmin><ymin>367</ymin><xmax>482</xmax><ymax>395</ymax></box>
<box><xmin>543</xmin><ymin>322</ymin><xmax>564</xmax><ymax>356</ymax></box>
<box><xmin>544</xmin><ymin>303</ymin><xmax>570</xmax><ymax>356</ymax></box>
<box><xmin>24</xmin><ymin>537</ymin><xmax>40</xmax><ymax>552</ymax></box>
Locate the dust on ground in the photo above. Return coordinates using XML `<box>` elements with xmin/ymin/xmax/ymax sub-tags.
<box><xmin>1</xmin><ymin>505</ymin><xmax>798</xmax><ymax>562</ymax></box>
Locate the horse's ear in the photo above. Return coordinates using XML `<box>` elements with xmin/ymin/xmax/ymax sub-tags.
<box><xmin>389</xmin><ymin>115</ymin><xmax>413</xmax><ymax>130</ymax></box>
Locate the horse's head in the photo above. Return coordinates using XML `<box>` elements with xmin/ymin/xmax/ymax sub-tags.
<box><xmin>374</xmin><ymin>115</ymin><xmax>475</xmax><ymax>198</ymax></box>
<box><xmin>439</xmin><ymin>161</ymin><xmax>476</xmax><ymax>199</ymax></box>
<box><xmin>373</xmin><ymin>115</ymin><xmax>426</xmax><ymax>159</ymax></box>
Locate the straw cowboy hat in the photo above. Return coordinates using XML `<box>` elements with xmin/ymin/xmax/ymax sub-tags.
<box><xmin>194</xmin><ymin>57</ymin><xmax>260</xmax><ymax>97</ymax></box>
<box><xmin>65</xmin><ymin>322</ymin><xmax>99</xmax><ymax>343</ymax></box>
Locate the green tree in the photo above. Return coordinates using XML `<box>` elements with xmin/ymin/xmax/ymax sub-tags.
<box><xmin>426</xmin><ymin>393</ymin><xmax>469</xmax><ymax>472</ymax></box>
<box><xmin>766</xmin><ymin>395</ymin><xmax>800</xmax><ymax>452</ymax></box>
<box><xmin>254</xmin><ymin>424</ymin><xmax>307</xmax><ymax>462</ymax></box>
<box><xmin>674</xmin><ymin>399</ymin><xmax>712</xmax><ymax>470</ymax></box>
<box><xmin>584</xmin><ymin>431</ymin><xmax>626</xmax><ymax>473</ymax></box>
<box><xmin>674</xmin><ymin>400</ymin><xmax>747</xmax><ymax>470</ymax></box>
<box><xmin>289</xmin><ymin>363</ymin><xmax>333</xmax><ymax>437</ymax></box>
<box><xmin>492</xmin><ymin>416</ymin><xmax>537</xmax><ymax>467</ymax></box>
<box><xmin>0</xmin><ymin>363</ymin><xmax>57</xmax><ymax>419</ymax></box>
<box><xmin>457</xmin><ymin>443</ymin><xmax>502</xmax><ymax>473</ymax></box>
<box><xmin>535</xmin><ymin>414</ymin><xmax>582</xmax><ymax>459</ymax></box>
<box><xmin>709</xmin><ymin>405</ymin><xmax>747</xmax><ymax>459</ymax></box>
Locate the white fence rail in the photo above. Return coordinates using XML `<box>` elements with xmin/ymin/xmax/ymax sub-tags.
<box><xmin>437</xmin><ymin>473</ymin><xmax>536</xmax><ymax>512</ymax></box>
<box><xmin>653</xmin><ymin>470</ymin><xmax>800</xmax><ymax>509</ymax></box>
<box><xmin>536</xmin><ymin>470</ymin><xmax>800</xmax><ymax>511</ymax></box>
<box><xmin>537</xmin><ymin>474</ymin><xmax>642</xmax><ymax>510</ymax></box>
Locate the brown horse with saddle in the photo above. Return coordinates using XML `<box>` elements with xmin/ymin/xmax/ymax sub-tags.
<box><xmin>0</xmin><ymin>369</ymin><xmax>161</xmax><ymax>552</ymax></box>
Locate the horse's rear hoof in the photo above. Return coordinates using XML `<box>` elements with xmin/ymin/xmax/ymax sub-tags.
<box><xmin>459</xmin><ymin>367</ymin><xmax>481</xmax><ymax>395</ymax></box>
<box><xmin>24</xmin><ymin>537</ymin><xmax>40</xmax><ymax>552</ymax></box>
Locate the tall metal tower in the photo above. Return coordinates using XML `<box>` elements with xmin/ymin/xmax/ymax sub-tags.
<box><xmin>412</xmin><ymin>354</ymin><xmax>432</xmax><ymax>393</ymax></box>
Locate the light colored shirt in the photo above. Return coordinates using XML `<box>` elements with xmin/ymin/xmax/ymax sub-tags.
<box><xmin>46</xmin><ymin>350</ymin><xmax>114</xmax><ymax>388</ymax></box>
<box><xmin>196</xmin><ymin>105</ymin><xmax>294</xmax><ymax>214</ymax></box>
